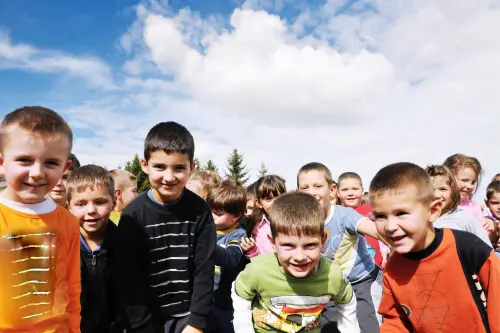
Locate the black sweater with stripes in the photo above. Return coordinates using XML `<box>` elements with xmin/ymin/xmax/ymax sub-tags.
<box><xmin>115</xmin><ymin>189</ymin><xmax>216</xmax><ymax>332</ymax></box>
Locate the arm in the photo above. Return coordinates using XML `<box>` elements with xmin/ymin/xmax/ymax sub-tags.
<box><xmin>116</xmin><ymin>210</ymin><xmax>154</xmax><ymax>332</ymax></box>
<box><xmin>339</xmin><ymin>207</ymin><xmax>389</xmax><ymax>246</ymax></box>
<box><xmin>66</xmin><ymin>216</ymin><xmax>82</xmax><ymax>333</ymax></box>
<box><xmin>231</xmin><ymin>265</ymin><xmax>258</xmax><ymax>333</ymax></box>
<box><xmin>477</xmin><ymin>251</ymin><xmax>500</xmax><ymax>332</ymax></box>
<box><xmin>214</xmin><ymin>232</ymin><xmax>244</xmax><ymax>268</ymax></box>
<box><xmin>336</xmin><ymin>293</ymin><xmax>359</xmax><ymax>333</ymax></box>
<box><xmin>378</xmin><ymin>275</ymin><xmax>412</xmax><ymax>333</ymax></box>
<box><xmin>329</xmin><ymin>265</ymin><xmax>359</xmax><ymax>333</ymax></box>
<box><xmin>187</xmin><ymin>211</ymin><xmax>216</xmax><ymax>330</ymax></box>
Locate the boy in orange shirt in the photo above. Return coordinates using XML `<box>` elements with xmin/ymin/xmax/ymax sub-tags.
<box><xmin>0</xmin><ymin>106</ymin><xmax>81</xmax><ymax>332</ymax></box>
<box><xmin>371</xmin><ymin>162</ymin><xmax>500</xmax><ymax>333</ymax></box>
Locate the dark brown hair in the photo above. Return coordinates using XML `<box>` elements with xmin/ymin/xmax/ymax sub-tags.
<box><xmin>486</xmin><ymin>181</ymin><xmax>500</xmax><ymax>200</ymax></box>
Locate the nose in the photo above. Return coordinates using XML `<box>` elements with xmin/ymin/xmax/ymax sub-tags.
<box><xmin>384</xmin><ymin>216</ymin><xmax>399</xmax><ymax>233</ymax></box>
<box><xmin>87</xmin><ymin>202</ymin><xmax>97</xmax><ymax>214</ymax></box>
<box><xmin>29</xmin><ymin>163</ymin><xmax>43</xmax><ymax>179</ymax></box>
<box><xmin>293</xmin><ymin>248</ymin><xmax>307</xmax><ymax>262</ymax></box>
<box><xmin>163</xmin><ymin>169</ymin><xmax>175</xmax><ymax>182</ymax></box>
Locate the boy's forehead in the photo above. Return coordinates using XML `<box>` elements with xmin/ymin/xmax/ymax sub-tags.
<box><xmin>69</xmin><ymin>184</ymin><xmax>112</xmax><ymax>199</ymax></box>
<box><xmin>148</xmin><ymin>150</ymin><xmax>191</xmax><ymax>164</ymax></box>
<box><xmin>370</xmin><ymin>186</ymin><xmax>420</xmax><ymax>204</ymax></box>
<box><xmin>2</xmin><ymin>125</ymin><xmax>71</xmax><ymax>155</ymax></box>
<box><xmin>298</xmin><ymin>170</ymin><xmax>328</xmax><ymax>183</ymax></box>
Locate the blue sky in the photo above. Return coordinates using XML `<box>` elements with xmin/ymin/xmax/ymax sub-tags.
<box><xmin>0</xmin><ymin>0</ymin><xmax>498</xmax><ymax>197</ymax></box>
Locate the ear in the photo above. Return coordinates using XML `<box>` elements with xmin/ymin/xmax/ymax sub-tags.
<box><xmin>321</xmin><ymin>233</ymin><xmax>328</xmax><ymax>247</ymax></box>
<box><xmin>255</xmin><ymin>199</ymin><xmax>263</xmax><ymax>209</ymax></box>
<box><xmin>114</xmin><ymin>188</ymin><xmax>122</xmax><ymax>201</ymax></box>
<box><xmin>63</xmin><ymin>159</ymin><xmax>72</xmax><ymax>173</ymax></box>
<box><xmin>140</xmin><ymin>158</ymin><xmax>149</xmax><ymax>174</ymax></box>
<box><xmin>0</xmin><ymin>153</ymin><xmax>4</xmax><ymax>174</ymax></box>
<box><xmin>268</xmin><ymin>233</ymin><xmax>276</xmax><ymax>251</ymax></box>
<box><xmin>233</xmin><ymin>213</ymin><xmax>242</xmax><ymax>223</ymax></box>
<box><xmin>190</xmin><ymin>161</ymin><xmax>196</xmax><ymax>172</ymax></box>
<box><xmin>429</xmin><ymin>198</ymin><xmax>443</xmax><ymax>223</ymax></box>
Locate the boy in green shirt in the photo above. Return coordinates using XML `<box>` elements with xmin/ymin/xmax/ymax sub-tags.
<box><xmin>232</xmin><ymin>192</ymin><xmax>359</xmax><ymax>333</ymax></box>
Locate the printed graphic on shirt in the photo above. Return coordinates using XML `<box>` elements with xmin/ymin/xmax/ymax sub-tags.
<box><xmin>0</xmin><ymin>229</ymin><xmax>56</xmax><ymax>326</ymax></box>
<box><xmin>252</xmin><ymin>294</ymin><xmax>330</xmax><ymax>333</ymax></box>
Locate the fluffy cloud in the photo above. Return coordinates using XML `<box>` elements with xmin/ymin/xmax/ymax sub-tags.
<box><xmin>0</xmin><ymin>32</ymin><xmax>115</xmax><ymax>89</ymax></box>
<box><xmin>3</xmin><ymin>0</ymin><xmax>499</xmax><ymax>199</ymax></box>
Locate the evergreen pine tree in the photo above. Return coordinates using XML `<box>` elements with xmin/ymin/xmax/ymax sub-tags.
<box><xmin>257</xmin><ymin>162</ymin><xmax>268</xmax><ymax>178</ymax></box>
<box><xmin>205</xmin><ymin>160</ymin><xmax>218</xmax><ymax>172</ymax></box>
<box><xmin>224</xmin><ymin>149</ymin><xmax>249</xmax><ymax>186</ymax></box>
<box><xmin>194</xmin><ymin>157</ymin><xmax>203</xmax><ymax>171</ymax></box>
<box><xmin>124</xmin><ymin>153</ymin><xmax>151</xmax><ymax>193</ymax></box>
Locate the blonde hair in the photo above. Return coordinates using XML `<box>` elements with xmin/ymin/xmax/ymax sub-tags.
<box><xmin>425</xmin><ymin>165</ymin><xmax>460</xmax><ymax>215</ymax></box>
<box><xmin>443</xmin><ymin>154</ymin><xmax>483</xmax><ymax>194</ymax></box>
<box><xmin>110</xmin><ymin>169</ymin><xmax>137</xmax><ymax>189</ymax></box>
<box><xmin>67</xmin><ymin>165</ymin><xmax>115</xmax><ymax>202</ymax></box>
<box><xmin>297</xmin><ymin>162</ymin><xmax>334</xmax><ymax>187</ymax></box>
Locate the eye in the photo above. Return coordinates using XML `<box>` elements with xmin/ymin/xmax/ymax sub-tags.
<box><xmin>175</xmin><ymin>166</ymin><xmax>187</xmax><ymax>171</ymax></box>
<box><xmin>396</xmin><ymin>211</ymin><xmax>407</xmax><ymax>217</ymax></box>
<box><xmin>46</xmin><ymin>160</ymin><xmax>60</xmax><ymax>166</ymax></box>
<box><xmin>373</xmin><ymin>214</ymin><xmax>386</xmax><ymax>221</ymax></box>
<box><xmin>314</xmin><ymin>184</ymin><xmax>322</xmax><ymax>188</ymax></box>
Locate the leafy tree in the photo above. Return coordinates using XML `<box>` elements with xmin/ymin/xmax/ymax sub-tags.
<box><xmin>224</xmin><ymin>149</ymin><xmax>249</xmax><ymax>186</ymax></box>
<box><xmin>124</xmin><ymin>154</ymin><xmax>151</xmax><ymax>193</ymax></box>
<box><xmin>205</xmin><ymin>160</ymin><xmax>218</xmax><ymax>172</ymax></box>
<box><xmin>257</xmin><ymin>162</ymin><xmax>268</xmax><ymax>178</ymax></box>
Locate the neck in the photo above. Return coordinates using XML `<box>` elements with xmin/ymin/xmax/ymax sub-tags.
<box><xmin>81</xmin><ymin>226</ymin><xmax>106</xmax><ymax>246</ymax></box>
<box><xmin>417</xmin><ymin>225</ymin><xmax>436</xmax><ymax>252</ymax></box>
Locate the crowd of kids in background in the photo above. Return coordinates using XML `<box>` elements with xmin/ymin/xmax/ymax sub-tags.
<box><xmin>0</xmin><ymin>106</ymin><xmax>499</xmax><ymax>333</ymax></box>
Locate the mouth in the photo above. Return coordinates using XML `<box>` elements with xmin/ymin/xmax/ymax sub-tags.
<box><xmin>389</xmin><ymin>235</ymin><xmax>406</xmax><ymax>244</ymax></box>
<box><xmin>84</xmin><ymin>219</ymin><xmax>102</xmax><ymax>226</ymax></box>
<box><xmin>24</xmin><ymin>183</ymin><xmax>46</xmax><ymax>190</ymax></box>
<box><xmin>289</xmin><ymin>262</ymin><xmax>311</xmax><ymax>272</ymax></box>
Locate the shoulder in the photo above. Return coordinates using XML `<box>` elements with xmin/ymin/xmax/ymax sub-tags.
<box><xmin>181</xmin><ymin>189</ymin><xmax>210</xmax><ymax>212</ymax></box>
<box><xmin>231</xmin><ymin>224</ymin><xmax>247</xmax><ymax>238</ymax></box>
<box><xmin>53</xmin><ymin>206</ymin><xmax>80</xmax><ymax>235</ymax></box>
<box><xmin>449</xmin><ymin>229</ymin><xmax>492</xmax><ymax>273</ymax></box>
<box><xmin>122</xmin><ymin>192</ymin><xmax>148</xmax><ymax>215</ymax></box>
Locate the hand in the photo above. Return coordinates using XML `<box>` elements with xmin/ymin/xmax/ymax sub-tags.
<box><xmin>181</xmin><ymin>325</ymin><xmax>203</xmax><ymax>333</ymax></box>
<box><xmin>241</xmin><ymin>237</ymin><xmax>256</xmax><ymax>252</ymax></box>
<box><xmin>482</xmin><ymin>218</ymin><xmax>495</xmax><ymax>234</ymax></box>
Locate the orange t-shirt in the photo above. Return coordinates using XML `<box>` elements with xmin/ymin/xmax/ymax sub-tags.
<box><xmin>0</xmin><ymin>198</ymin><xmax>81</xmax><ymax>333</ymax></box>
<box><xmin>379</xmin><ymin>228</ymin><xmax>500</xmax><ymax>333</ymax></box>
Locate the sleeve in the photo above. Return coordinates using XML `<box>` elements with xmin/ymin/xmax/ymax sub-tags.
<box><xmin>339</xmin><ymin>207</ymin><xmax>365</xmax><ymax>235</ymax></box>
<box><xmin>187</xmin><ymin>211</ymin><xmax>216</xmax><ymax>329</ymax></box>
<box><xmin>477</xmin><ymin>252</ymin><xmax>500</xmax><ymax>332</ymax></box>
<box><xmin>329</xmin><ymin>262</ymin><xmax>360</xmax><ymax>332</ymax></box>
<box><xmin>66</xmin><ymin>215</ymin><xmax>82</xmax><ymax>333</ymax></box>
<box><xmin>244</xmin><ymin>245</ymin><xmax>260</xmax><ymax>259</ymax></box>
<box><xmin>231</xmin><ymin>263</ymin><xmax>258</xmax><ymax>333</ymax></box>
<box><xmin>378</xmin><ymin>274</ymin><xmax>412</xmax><ymax>333</ymax></box>
<box><xmin>214</xmin><ymin>229</ymin><xmax>245</xmax><ymax>268</ymax></box>
<box><xmin>115</xmin><ymin>208</ymin><xmax>154</xmax><ymax>332</ymax></box>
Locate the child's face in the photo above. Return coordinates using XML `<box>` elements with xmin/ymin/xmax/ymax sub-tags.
<box><xmin>486</xmin><ymin>192</ymin><xmax>500</xmax><ymax>220</ymax></box>
<box><xmin>246</xmin><ymin>197</ymin><xmax>255</xmax><ymax>216</ymax></box>
<box><xmin>68</xmin><ymin>185</ymin><xmax>115</xmax><ymax>236</ymax></box>
<box><xmin>186</xmin><ymin>179</ymin><xmax>206</xmax><ymax>199</ymax></box>
<box><xmin>212</xmin><ymin>210</ymin><xmax>239</xmax><ymax>230</ymax></box>
<box><xmin>257</xmin><ymin>194</ymin><xmax>276</xmax><ymax>216</ymax></box>
<box><xmin>297</xmin><ymin>170</ymin><xmax>335</xmax><ymax>218</ymax></box>
<box><xmin>119</xmin><ymin>180</ymin><xmax>138</xmax><ymax>208</ymax></box>
<box><xmin>371</xmin><ymin>185</ymin><xmax>441</xmax><ymax>254</ymax></box>
<box><xmin>141</xmin><ymin>151</ymin><xmax>194</xmax><ymax>203</ymax></box>
<box><xmin>49</xmin><ymin>168</ymin><xmax>72</xmax><ymax>206</ymax></box>
<box><xmin>272</xmin><ymin>232</ymin><xmax>326</xmax><ymax>279</ymax></box>
<box><xmin>431</xmin><ymin>175</ymin><xmax>452</xmax><ymax>211</ymax></box>
<box><xmin>0</xmin><ymin>127</ymin><xmax>71</xmax><ymax>204</ymax></box>
<box><xmin>337</xmin><ymin>178</ymin><xmax>364</xmax><ymax>208</ymax></box>
<box><xmin>455</xmin><ymin>167</ymin><xmax>477</xmax><ymax>201</ymax></box>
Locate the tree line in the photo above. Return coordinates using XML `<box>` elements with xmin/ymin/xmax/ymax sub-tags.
<box><xmin>120</xmin><ymin>149</ymin><xmax>268</xmax><ymax>193</ymax></box>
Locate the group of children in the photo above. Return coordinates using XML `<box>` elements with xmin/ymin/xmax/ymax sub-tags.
<box><xmin>0</xmin><ymin>106</ymin><xmax>499</xmax><ymax>333</ymax></box>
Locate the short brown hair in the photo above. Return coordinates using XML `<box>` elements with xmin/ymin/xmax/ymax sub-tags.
<box><xmin>338</xmin><ymin>172</ymin><xmax>363</xmax><ymax>187</ymax></box>
<box><xmin>491</xmin><ymin>173</ymin><xmax>500</xmax><ymax>183</ymax></box>
<box><xmin>110</xmin><ymin>169</ymin><xmax>137</xmax><ymax>189</ymax></box>
<box><xmin>67</xmin><ymin>164</ymin><xmax>115</xmax><ymax>202</ymax></box>
<box><xmin>255</xmin><ymin>175</ymin><xmax>286</xmax><ymax>200</ymax></box>
<box><xmin>268</xmin><ymin>192</ymin><xmax>324</xmax><ymax>238</ymax></box>
<box><xmin>486</xmin><ymin>181</ymin><xmax>500</xmax><ymax>200</ymax></box>
<box><xmin>0</xmin><ymin>106</ymin><xmax>73</xmax><ymax>152</ymax></box>
<box><xmin>425</xmin><ymin>165</ymin><xmax>460</xmax><ymax>214</ymax></box>
<box><xmin>369</xmin><ymin>162</ymin><xmax>435</xmax><ymax>205</ymax></box>
<box><xmin>297</xmin><ymin>162</ymin><xmax>334</xmax><ymax>187</ymax></box>
<box><xmin>207</xmin><ymin>180</ymin><xmax>246</xmax><ymax>216</ymax></box>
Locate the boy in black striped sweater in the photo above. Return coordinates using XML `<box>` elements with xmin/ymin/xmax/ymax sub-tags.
<box><xmin>115</xmin><ymin>122</ymin><xmax>216</xmax><ymax>333</ymax></box>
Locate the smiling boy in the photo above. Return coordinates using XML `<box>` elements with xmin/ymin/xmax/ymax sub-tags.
<box><xmin>115</xmin><ymin>121</ymin><xmax>216</xmax><ymax>333</ymax></box>
<box><xmin>0</xmin><ymin>106</ymin><xmax>80</xmax><ymax>332</ymax></box>
<box><xmin>371</xmin><ymin>162</ymin><xmax>500</xmax><ymax>333</ymax></box>
<box><xmin>67</xmin><ymin>164</ymin><xmax>121</xmax><ymax>333</ymax></box>
<box><xmin>232</xmin><ymin>192</ymin><xmax>359</xmax><ymax>333</ymax></box>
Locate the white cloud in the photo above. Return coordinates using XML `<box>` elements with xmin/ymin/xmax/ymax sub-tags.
<box><xmin>4</xmin><ymin>0</ymin><xmax>500</xmax><ymax>200</ymax></box>
<box><xmin>0</xmin><ymin>31</ymin><xmax>115</xmax><ymax>89</ymax></box>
